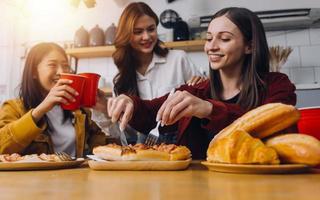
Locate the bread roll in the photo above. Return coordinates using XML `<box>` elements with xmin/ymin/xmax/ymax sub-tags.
<box><xmin>236</xmin><ymin>103</ymin><xmax>300</xmax><ymax>139</ymax></box>
<box><xmin>209</xmin><ymin>103</ymin><xmax>300</xmax><ymax>147</ymax></box>
<box><xmin>135</xmin><ymin>149</ymin><xmax>170</xmax><ymax>161</ymax></box>
<box><xmin>93</xmin><ymin>143</ymin><xmax>191</xmax><ymax>161</ymax></box>
<box><xmin>93</xmin><ymin>144</ymin><xmax>124</xmax><ymax>161</ymax></box>
<box><xmin>265</xmin><ymin>134</ymin><xmax>320</xmax><ymax>166</ymax></box>
<box><xmin>207</xmin><ymin>129</ymin><xmax>279</xmax><ymax>164</ymax></box>
<box><xmin>169</xmin><ymin>146</ymin><xmax>192</xmax><ymax>161</ymax></box>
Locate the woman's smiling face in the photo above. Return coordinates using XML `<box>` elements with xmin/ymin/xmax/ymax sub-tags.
<box><xmin>35</xmin><ymin>50</ymin><xmax>71</xmax><ymax>93</ymax></box>
<box><xmin>204</xmin><ymin>15</ymin><xmax>252</xmax><ymax>71</ymax></box>
<box><xmin>130</xmin><ymin>14</ymin><xmax>158</xmax><ymax>55</ymax></box>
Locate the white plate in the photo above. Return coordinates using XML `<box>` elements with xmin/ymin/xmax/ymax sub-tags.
<box><xmin>0</xmin><ymin>158</ymin><xmax>85</xmax><ymax>171</ymax></box>
<box><xmin>201</xmin><ymin>161</ymin><xmax>311</xmax><ymax>174</ymax></box>
<box><xmin>88</xmin><ymin>159</ymin><xmax>192</xmax><ymax>171</ymax></box>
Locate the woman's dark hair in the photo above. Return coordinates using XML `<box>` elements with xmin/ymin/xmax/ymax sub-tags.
<box><xmin>112</xmin><ymin>2</ymin><xmax>168</xmax><ymax>96</ymax></box>
<box><xmin>209</xmin><ymin>7</ymin><xmax>270</xmax><ymax>110</ymax></box>
<box><xmin>19</xmin><ymin>42</ymin><xmax>72</xmax><ymax>121</ymax></box>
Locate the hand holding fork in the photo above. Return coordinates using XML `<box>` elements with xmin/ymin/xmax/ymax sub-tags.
<box><xmin>144</xmin><ymin>88</ymin><xmax>175</xmax><ymax>146</ymax></box>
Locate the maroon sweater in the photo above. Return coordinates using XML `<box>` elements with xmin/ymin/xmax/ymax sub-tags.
<box><xmin>129</xmin><ymin>72</ymin><xmax>297</xmax><ymax>159</ymax></box>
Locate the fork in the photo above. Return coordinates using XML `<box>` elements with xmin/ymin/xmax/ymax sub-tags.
<box><xmin>145</xmin><ymin>88</ymin><xmax>175</xmax><ymax>146</ymax></box>
<box><xmin>55</xmin><ymin>152</ymin><xmax>75</xmax><ymax>161</ymax></box>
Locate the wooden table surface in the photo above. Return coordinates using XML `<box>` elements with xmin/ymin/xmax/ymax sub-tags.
<box><xmin>0</xmin><ymin>162</ymin><xmax>320</xmax><ymax>200</ymax></box>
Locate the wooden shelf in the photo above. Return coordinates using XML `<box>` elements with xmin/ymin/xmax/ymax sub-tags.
<box><xmin>165</xmin><ymin>40</ymin><xmax>206</xmax><ymax>51</ymax></box>
<box><xmin>66</xmin><ymin>46</ymin><xmax>116</xmax><ymax>58</ymax></box>
<box><xmin>66</xmin><ymin>40</ymin><xmax>205</xmax><ymax>59</ymax></box>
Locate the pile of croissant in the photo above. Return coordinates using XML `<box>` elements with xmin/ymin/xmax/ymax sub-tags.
<box><xmin>207</xmin><ymin>103</ymin><xmax>320</xmax><ymax>166</ymax></box>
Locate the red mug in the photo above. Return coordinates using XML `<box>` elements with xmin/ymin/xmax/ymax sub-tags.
<box><xmin>298</xmin><ymin>106</ymin><xmax>320</xmax><ymax>140</ymax></box>
<box><xmin>60</xmin><ymin>73</ymin><xmax>86</xmax><ymax>110</ymax></box>
<box><xmin>78</xmin><ymin>72</ymin><xmax>101</xmax><ymax>107</ymax></box>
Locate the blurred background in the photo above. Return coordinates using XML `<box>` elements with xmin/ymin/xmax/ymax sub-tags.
<box><xmin>1</xmin><ymin>0</ymin><xmax>320</xmax><ymax>107</ymax></box>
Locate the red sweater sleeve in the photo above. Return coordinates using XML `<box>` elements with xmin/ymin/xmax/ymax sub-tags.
<box><xmin>129</xmin><ymin>94</ymin><xmax>167</xmax><ymax>134</ymax></box>
<box><xmin>128</xmin><ymin>83</ymin><xmax>203</xmax><ymax>134</ymax></box>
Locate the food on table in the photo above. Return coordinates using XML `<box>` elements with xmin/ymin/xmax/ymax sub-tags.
<box><xmin>211</xmin><ymin>103</ymin><xmax>300</xmax><ymax>145</ymax></box>
<box><xmin>0</xmin><ymin>153</ymin><xmax>63</xmax><ymax>163</ymax></box>
<box><xmin>93</xmin><ymin>143</ymin><xmax>191</xmax><ymax>161</ymax></box>
<box><xmin>207</xmin><ymin>129</ymin><xmax>279</xmax><ymax>164</ymax></box>
<box><xmin>207</xmin><ymin>103</ymin><xmax>320</xmax><ymax>166</ymax></box>
<box><xmin>266</xmin><ymin>134</ymin><xmax>320</xmax><ymax>166</ymax></box>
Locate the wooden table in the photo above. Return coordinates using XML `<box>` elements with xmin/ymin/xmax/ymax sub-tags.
<box><xmin>0</xmin><ymin>162</ymin><xmax>319</xmax><ymax>200</ymax></box>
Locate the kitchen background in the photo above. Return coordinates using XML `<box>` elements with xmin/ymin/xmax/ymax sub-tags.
<box><xmin>1</xmin><ymin>0</ymin><xmax>320</xmax><ymax>107</ymax></box>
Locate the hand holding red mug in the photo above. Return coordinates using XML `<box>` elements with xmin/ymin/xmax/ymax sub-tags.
<box><xmin>32</xmin><ymin>78</ymin><xmax>79</xmax><ymax>122</ymax></box>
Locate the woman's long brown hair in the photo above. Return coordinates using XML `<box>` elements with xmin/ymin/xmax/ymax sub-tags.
<box><xmin>209</xmin><ymin>7</ymin><xmax>270</xmax><ymax>110</ymax></box>
<box><xmin>112</xmin><ymin>2</ymin><xmax>168</xmax><ymax>96</ymax></box>
<box><xmin>19</xmin><ymin>42</ymin><xmax>72</xmax><ymax>121</ymax></box>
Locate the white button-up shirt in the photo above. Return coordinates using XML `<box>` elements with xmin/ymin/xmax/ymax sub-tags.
<box><xmin>136</xmin><ymin>50</ymin><xmax>202</xmax><ymax>100</ymax></box>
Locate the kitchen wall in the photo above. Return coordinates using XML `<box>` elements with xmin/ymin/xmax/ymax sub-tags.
<box><xmin>0</xmin><ymin>2</ymin><xmax>26</xmax><ymax>102</ymax></box>
<box><xmin>2</xmin><ymin>0</ymin><xmax>320</xmax><ymax>107</ymax></box>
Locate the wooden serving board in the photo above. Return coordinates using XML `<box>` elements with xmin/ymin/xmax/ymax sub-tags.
<box><xmin>88</xmin><ymin>159</ymin><xmax>191</xmax><ymax>171</ymax></box>
<box><xmin>0</xmin><ymin>159</ymin><xmax>85</xmax><ymax>171</ymax></box>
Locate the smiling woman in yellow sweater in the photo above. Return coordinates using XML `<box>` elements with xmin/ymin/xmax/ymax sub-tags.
<box><xmin>0</xmin><ymin>42</ymin><xmax>107</xmax><ymax>157</ymax></box>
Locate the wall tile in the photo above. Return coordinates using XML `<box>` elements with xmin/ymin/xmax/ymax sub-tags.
<box><xmin>0</xmin><ymin>48</ymin><xmax>8</xmax><ymax>85</ymax></box>
<box><xmin>300</xmin><ymin>45</ymin><xmax>320</xmax><ymax>67</ymax></box>
<box><xmin>77</xmin><ymin>59</ymin><xmax>89</xmax><ymax>72</ymax></box>
<box><xmin>188</xmin><ymin>52</ymin><xmax>208</xmax><ymax>75</ymax></box>
<box><xmin>266</xmin><ymin>31</ymin><xmax>286</xmax><ymax>47</ymax></box>
<box><xmin>280</xmin><ymin>68</ymin><xmax>290</xmax><ymax>77</ymax></box>
<box><xmin>286</xmin><ymin>29</ymin><xmax>310</xmax><ymax>46</ymax></box>
<box><xmin>315</xmin><ymin>67</ymin><xmax>320</xmax><ymax>84</ymax></box>
<box><xmin>282</xmin><ymin>47</ymin><xmax>301</xmax><ymax>68</ymax></box>
<box><xmin>0</xmin><ymin>20</ymin><xmax>9</xmax><ymax>46</ymax></box>
<box><xmin>290</xmin><ymin>67</ymin><xmax>315</xmax><ymax>84</ymax></box>
<box><xmin>310</xmin><ymin>28</ymin><xmax>320</xmax><ymax>45</ymax></box>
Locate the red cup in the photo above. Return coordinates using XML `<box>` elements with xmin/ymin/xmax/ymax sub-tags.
<box><xmin>297</xmin><ymin>106</ymin><xmax>320</xmax><ymax>140</ymax></box>
<box><xmin>78</xmin><ymin>72</ymin><xmax>101</xmax><ymax>107</ymax></box>
<box><xmin>60</xmin><ymin>73</ymin><xmax>86</xmax><ymax>110</ymax></box>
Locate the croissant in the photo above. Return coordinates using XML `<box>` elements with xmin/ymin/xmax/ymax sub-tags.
<box><xmin>207</xmin><ymin>129</ymin><xmax>280</xmax><ymax>164</ymax></box>
<box><xmin>265</xmin><ymin>134</ymin><xmax>320</xmax><ymax>166</ymax></box>
<box><xmin>209</xmin><ymin>103</ymin><xmax>300</xmax><ymax>147</ymax></box>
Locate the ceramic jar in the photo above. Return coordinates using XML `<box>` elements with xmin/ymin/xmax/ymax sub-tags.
<box><xmin>89</xmin><ymin>25</ymin><xmax>105</xmax><ymax>46</ymax></box>
<box><xmin>74</xmin><ymin>26</ymin><xmax>89</xmax><ymax>47</ymax></box>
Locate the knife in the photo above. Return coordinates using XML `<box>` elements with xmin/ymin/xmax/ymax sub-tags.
<box><xmin>117</xmin><ymin>122</ymin><xmax>128</xmax><ymax>146</ymax></box>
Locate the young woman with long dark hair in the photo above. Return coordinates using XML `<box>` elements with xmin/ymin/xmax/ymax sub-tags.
<box><xmin>0</xmin><ymin>43</ymin><xmax>106</xmax><ymax>156</ymax></box>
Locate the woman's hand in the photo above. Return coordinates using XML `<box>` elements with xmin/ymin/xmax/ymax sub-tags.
<box><xmin>107</xmin><ymin>94</ymin><xmax>134</xmax><ymax>131</ymax></box>
<box><xmin>32</xmin><ymin>79</ymin><xmax>78</xmax><ymax>122</ymax></box>
<box><xmin>187</xmin><ymin>76</ymin><xmax>207</xmax><ymax>86</ymax></box>
<box><xmin>157</xmin><ymin>90</ymin><xmax>213</xmax><ymax>126</ymax></box>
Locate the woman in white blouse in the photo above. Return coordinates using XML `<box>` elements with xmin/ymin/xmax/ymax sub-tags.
<box><xmin>111</xmin><ymin>2</ymin><xmax>205</xmax><ymax>143</ymax></box>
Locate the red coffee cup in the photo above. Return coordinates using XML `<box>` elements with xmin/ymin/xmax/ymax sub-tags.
<box><xmin>78</xmin><ymin>72</ymin><xmax>101</xmax><ymax>107</ymax></box>
<box><xmin>60</xmin><ymin>73</ymin><xmax>86</xmax><ymax>110</ymax></box>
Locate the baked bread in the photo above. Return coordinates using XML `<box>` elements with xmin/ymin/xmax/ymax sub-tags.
<box><xmin>93</xmin><ymin>143</ymin><xmax>191</xmax><ymax>161</ymax></box>
<box><xmin>0</xmin><ymin>153</ymin><xmax>63</xmax><ymax>162</ymax></box>
<box><xmin>0</xmin><ymin>153</ymin><xmax>24</xmax><ymax>162</ymax></box>
<box><xmin>210</xmin><ymin>103</ymin><xmax>300</xmax><ymax>147</ymax></box>
<box><xmin>207</xmin><ymin>129</ymin><xmax>279</xmax><ymax>164</ymax></box>
<box><xmin>236</xmin><ymin>103</ymin><xmax>300</xmax><ymax>139</ymax></box>
<box><xmin>265</xmin><ymin>134</ymin><xmax>320</xmax><ymax>166</ymax></box>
